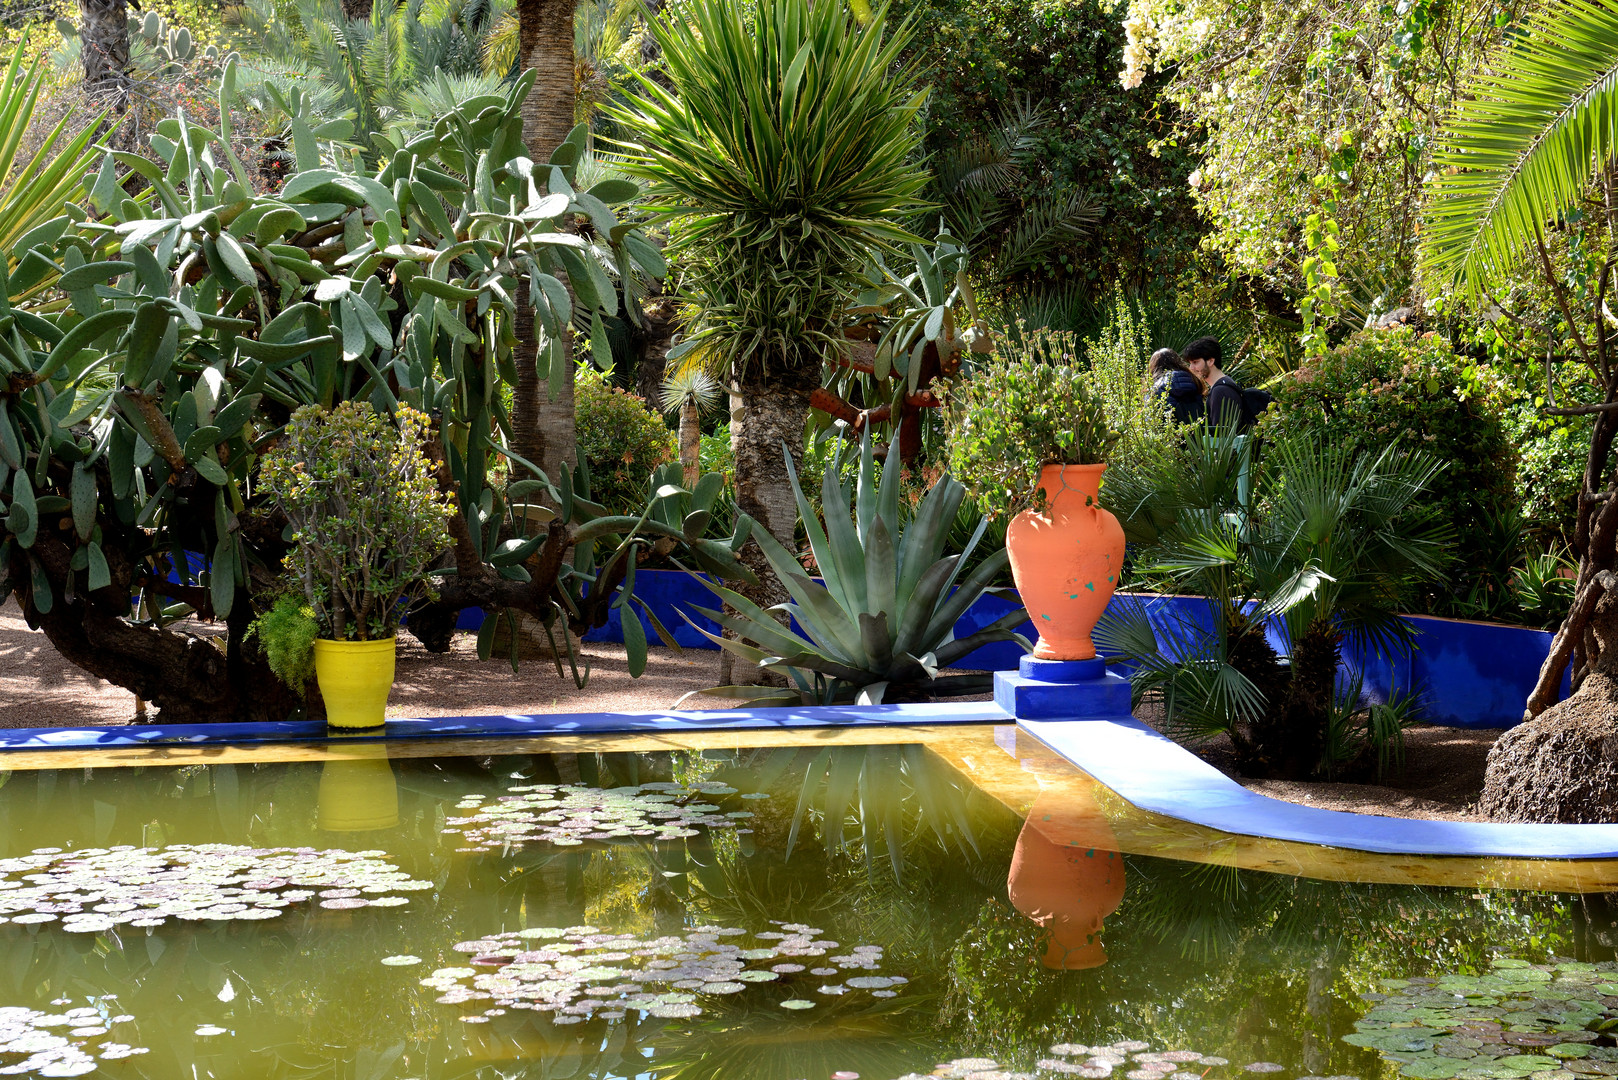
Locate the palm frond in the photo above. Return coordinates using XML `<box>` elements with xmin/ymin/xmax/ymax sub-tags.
<box><xmin>1423</xmin><ymin>0</ymin><xmax>1618</xmax><ymax>292</ymax></box>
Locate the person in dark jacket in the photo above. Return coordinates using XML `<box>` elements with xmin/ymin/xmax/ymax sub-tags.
<box><xmin>1182</xmin><ymin>336</ymin><xmax>1243</xmax><ymax>430</ymax></box>
<box><xmin>1144</xmin><ymin>347</ymin><xmax>1204</xmax><ymax>425</ymax></box>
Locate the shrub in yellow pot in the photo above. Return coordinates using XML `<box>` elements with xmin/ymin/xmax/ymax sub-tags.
<box><xmin>256</xmin><ymin>403</ymin><xmax>454</xmax><ymax>728</ymax></box>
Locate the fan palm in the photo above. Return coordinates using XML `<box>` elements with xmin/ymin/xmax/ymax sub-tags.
<box><xmin>1421</xmin><ymin>0</ymin><xmax>1618</xmax><ymax>715</ymax></box>
<box><xmin>1097</xmin><ymin>430</ymin><xmax>1447</xmax><ymax>779</ymax></box>
<box><xmin>606</xmin><ymin>0</ymin><xmax>930</xmax><ymax>638</ymax></box>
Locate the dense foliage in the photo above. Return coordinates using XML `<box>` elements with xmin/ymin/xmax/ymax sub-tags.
<box><xmin>574</xmin><ymin>364</ymin><xmax>675</xmax><ymax>516</ymax></box>
<box><xmin>1117</xmin><ymin>0</ymin><xmax>1507</xmax><ymax>340</ymax></box>
<box><xmin>1258</xmin><ymin>329</ymin><xmax>1516</xmax><ymax>602</ymax></box>
<box><xmin>893</xmin><ymin>0</ymin><xmax>1202</xmax><ymax>299</ymax></box>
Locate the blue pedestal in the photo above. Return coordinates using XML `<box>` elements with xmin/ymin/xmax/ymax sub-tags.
<box><xmin>994</xmin><ymin>655</ymin><xmax>1132</xmax><ymax>720</ymax></box>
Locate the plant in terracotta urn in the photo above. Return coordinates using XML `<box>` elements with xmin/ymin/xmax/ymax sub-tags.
<box><xmin>943</xmin><ymin>351</ymin><xmax>1122</xmax><ymax>660</ymax></box>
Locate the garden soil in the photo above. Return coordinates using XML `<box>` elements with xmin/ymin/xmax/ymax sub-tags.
<box><xmin>0</xmin><ymin>597</ymin><xmax>1504</xmax><ymax>821</ymax></box>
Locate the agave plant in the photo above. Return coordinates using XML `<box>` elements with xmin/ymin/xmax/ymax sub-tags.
<box><xmin>678</xmin><ymin>434</ymin><xmax>1031</xmax><ymax>705</ymax></box>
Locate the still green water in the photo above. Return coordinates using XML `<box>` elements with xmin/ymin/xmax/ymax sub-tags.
<box><xmin>0</xmin><ymin>734</ymin><xmax>1602</xmax><ymax>1080</ymax></box>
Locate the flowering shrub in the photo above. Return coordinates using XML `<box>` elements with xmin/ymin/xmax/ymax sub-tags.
<box><xmin>1257</xmin><ymin>329</ymin><xmax>1517</xmax><ymax>587</ymax></box>
<box><xmin>575</xmin><ymin>365</ymin><xmax>676</xmax><ymax>515</ymax></box>
<box><xmin>259</xmin><ymin>403</ymin><xmax>454</xmax><ymax>641</ymax></box>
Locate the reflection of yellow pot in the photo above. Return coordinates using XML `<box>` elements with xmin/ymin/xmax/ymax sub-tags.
<box><xmin>318</xmin><ymin>742</ymin><xmax>399</xmax><ymax>831</ymax></box>
<box><xmin>313</xmin><ymin>636</ymin><xmax>396</xmax><ymax>729</ymax></box>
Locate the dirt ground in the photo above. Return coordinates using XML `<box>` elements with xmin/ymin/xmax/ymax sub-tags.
<box><xmin>1</xmin><ymin>597</ymin><xmax>1504</xmax><ymax>819</ymax></box>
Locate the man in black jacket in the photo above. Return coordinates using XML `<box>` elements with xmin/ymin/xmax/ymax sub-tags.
<box><xmin>1182</xmin><ymin>337</ymin><xmax>1244</xmax><ymax>431</ymax></box>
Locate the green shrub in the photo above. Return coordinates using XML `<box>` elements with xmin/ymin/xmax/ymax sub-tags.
<box><xmin>1506</xmin><ymin>406</ymin><xmax>1588</xmax><ymax>548</ymax></box>
<box><xmin>259</xmin><ymin>403</ymin><xmax>454</xmax><ymax>641</ymax></box>
<box><xmin>575</xmin><ymin>365</ymin><xmax>677</xmax><ymax>515</ymax></box>
<box><xmin>1257</xmin><ymin>329</ymin><xmax>1517</xmax><ymax>604</ymax></box>
<box><xmin>247</xmin><ymin>594</ymin><xmax>320</xmax><ymax>691</ymax></box>
<box><xmin>941</xmin><ymin>342</ymin><xmax>1119</xmax><ymax>518</ymax></box>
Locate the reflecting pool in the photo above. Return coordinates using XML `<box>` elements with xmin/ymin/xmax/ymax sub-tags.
<box><xmin>0</xmin><ymin>723</ymin><xmax>1613</xmax><ymax>1080</ymax></box>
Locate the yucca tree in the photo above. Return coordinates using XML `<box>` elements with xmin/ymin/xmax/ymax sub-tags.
<box><xmin>1422</xmin><ymin>0</ymin><xmax>1618</xmax><ymax>723</ymax></box>
<box><xmin>1098</xmin><ymin>431</ymin><xmax>1447</xmax><ymax>780</ymax></box>
<box><xmin>606</xmin><ymin>0</ymin><xmax>929</xmax><ymax>668</ymax></box>
<box><xmin>0</xmin><ymin>47</ymin><xmax>108</xmax><ymax>260</ymax></box>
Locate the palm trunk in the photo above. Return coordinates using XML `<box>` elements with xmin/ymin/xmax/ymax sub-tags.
<box><xmin>679</xmin><ymin>399</ymin><xmax>701</xmax><ymax>489</ymax></box>
<box><xmin>341</xmin><ymin>0</ymin><xmax>371</xmax><ymax>19</ymax></box>
<box><xmin>511</xmin><ymin>0</ymin><xmax>579</xmax><ymax>489</ymax></box>
<box><xmin>720</xmin><ymin>360</ymin><xmax>818</xmax><ymax>684</ymax></box>
<box><xmin>78</xmin><ymin>0</ymin><xmax>130</xmax><ymax>103</ymax></box>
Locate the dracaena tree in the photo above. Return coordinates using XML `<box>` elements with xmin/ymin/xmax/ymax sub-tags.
<box><xmin>0</xmin><ymin>63</ymin><xmax>750</xmax><ymax>722</ymax></box>
<box><xmin>606</xmin><ymin>0</ymin><xmax>930</xmax><ymax>669</ymax></box>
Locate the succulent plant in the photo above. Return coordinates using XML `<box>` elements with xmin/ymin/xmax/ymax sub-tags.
<box><xmin>679</xmin><ymin>433</ymin><xmax>1031</xmax><ymax>705</ymax></box>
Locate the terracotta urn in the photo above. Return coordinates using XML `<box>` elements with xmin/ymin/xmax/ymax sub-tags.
<box><xmin>1006</xmin><ymin>463</ymin><xmax>1126</xmax><ymax>660</ymax></box>
<box><xmin>1007</xmin><ymin>787</ymin><xmax>1126</xmax><ymax>969</ymax></box>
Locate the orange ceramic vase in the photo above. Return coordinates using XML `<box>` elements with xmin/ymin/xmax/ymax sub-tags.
<box><xmin>1006</xmin><ymin>463</ymin><xmax>1126</xmax><ymax>660</ymax></box>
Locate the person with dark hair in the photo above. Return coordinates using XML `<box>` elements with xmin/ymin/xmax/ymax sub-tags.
<box><xmin>1182</xmin><ymin>336</ymin><xmax>1270</xmax><ymax>431</ymax></box>
<box><xmin>1144</xmin><ymin>347</ymin><xmax>1203</xmax><ymax>425</ymax></box>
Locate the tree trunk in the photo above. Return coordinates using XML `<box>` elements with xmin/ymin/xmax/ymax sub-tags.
<box><xmin>679</xmin><ymin>400</ymin><xmax>701</xmax><ymax>488</ymax></box>
<box><xmin>78</xmin><ymin>0</ymin><xmax>130</xmax><ymax>105</ymax></box>
<box><xmin>511</xmin><ymin>0</ymin><xmax>579</xmax><ymax>489</ymax></box>
<box><xmin>340</xmin><ymin>0</ymin><xmax>371</xmax><ymax>19</ymax></box>
<box><xmin>7</xmin><ymin>528</ymin><xmax>304</xmax><ymax>724</ymax></box>
<box><xmin>720</xmin><ymin>360</ymin><xmax>818</xmax><ymax>683</ymax></box>
<box><xmin>634</xmin><ymin>291</ymin><xmax>678</xmax><ymax>406</ymax></box>
<box><xmin>1525</xmin><ymin>411</ymin><xmax>1618</xmax><ymax>718</ymax></box>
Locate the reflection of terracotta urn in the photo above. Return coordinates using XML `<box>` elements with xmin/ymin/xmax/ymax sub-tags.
<box><xmin>1008</xmin><ymin>788</ymin><xmax>1125</xmax><ymax>969</ymax></box>
<box><xmin>1007</xmin><ymin>464</ymin><xmax>1126</xmax><ymax>661</ymax></box>
<box><xmin>318</xmin><ymin>741</ymin><xmax>399</xmax><ymax>831</ymax></box>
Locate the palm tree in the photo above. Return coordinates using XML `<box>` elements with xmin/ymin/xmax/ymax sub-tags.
<box><xmin>661</xmin><ymin>367</ymin><xmax>722</xmax><ymax>488</ymax></box>
<box><xmin>607</xmin><ymin>0</ymin><xmax>929</xmax><ymax>656</ymax></box>
<box><xmin>1422</xmin><ymin>0</ymin><xmax>1618</xmax><ymax>724</ymax></box>
<box><xmin>1097</xmin><ymin>430</ymin><xmax>1447</xmax><ymax>780</ymax></box>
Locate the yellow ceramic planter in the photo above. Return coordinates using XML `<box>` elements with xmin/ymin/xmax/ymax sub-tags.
<box><xmin>313</xmin><ymin>636</ymin><xmax>396</xmax><ymax>729</ymax></box>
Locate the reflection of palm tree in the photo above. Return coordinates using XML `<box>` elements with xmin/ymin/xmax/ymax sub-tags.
<box><xmin>1007</xmin><ymin>786</ymin><xmax>1125</xmax><ymax>970</ymax></box>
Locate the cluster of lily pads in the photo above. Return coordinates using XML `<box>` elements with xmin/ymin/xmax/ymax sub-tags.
<box><xmin>0</xmin><ymin>1004</ymin><xmax>147</xmax><ymax>1077</ymax></box>
<box><xmin>1345</xmin><ymin>957</ymin><xmax>1618</xmax><ymax>1080</ymax></box>
<box><xmin>882</xmin><ymin>1041</ymin><xmax>1309</xmax><ymax>1080</ymax></box>
<box><xmin>403</xmin><ymin>921</ymin><xmax>903</xmax><ymax>1023</ymax></box>
<box><xmin>442</xmin><ymin>782</ymin><xmax>769</xmax><ymax>853</ymax></box>
<box><xmin>0</xmin><ymin>845</ymin><xmax>433</xmax><ymax>931</ymax></box>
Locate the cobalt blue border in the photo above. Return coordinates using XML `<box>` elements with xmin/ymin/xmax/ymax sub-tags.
<box><xmin>0</xmin><ymin>701</ymin><xmax>1008</xmax><ymax>751</ymax></box>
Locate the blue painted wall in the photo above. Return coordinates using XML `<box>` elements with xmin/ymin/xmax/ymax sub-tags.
<box><xmin>562</xmin><ymin>570</ymin><xmax>1554</xmax><ymax>729</ymax></box>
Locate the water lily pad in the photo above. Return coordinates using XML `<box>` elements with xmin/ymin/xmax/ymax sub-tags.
<box><xmin>780</xmin><ymin>1000</ymin><xmax>815</xmax><ymax>1010</ymax></box>
<box><xmin>1404</xmin><ymin>1059</ymin><xmax>1472</xmax><ymax>1079</ymax></box>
